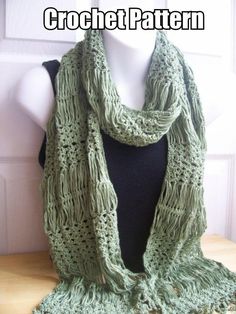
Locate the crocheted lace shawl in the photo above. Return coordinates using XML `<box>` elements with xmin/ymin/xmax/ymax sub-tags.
<box><xmin>33</xmin><ymin>29</ymin><xmax>236</xmax><ymax>314</ymax></box>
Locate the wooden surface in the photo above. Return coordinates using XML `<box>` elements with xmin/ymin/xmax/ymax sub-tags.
<box><xmin>0</xmin><ymin>234</ymin><xmax>236</xmax><ymax>314</ymax></box>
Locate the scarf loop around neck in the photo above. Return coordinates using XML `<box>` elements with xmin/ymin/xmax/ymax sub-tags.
<box><xmin>33</xmin><ymin>30</ymin><xmax>236</xmax><ymax>313</ymax></box>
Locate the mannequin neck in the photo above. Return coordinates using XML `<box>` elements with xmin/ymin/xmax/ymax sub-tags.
<box><xmin>101</xmin><ymin>29</ymin><xmax>157</xmax><ymax>110</ymax></box>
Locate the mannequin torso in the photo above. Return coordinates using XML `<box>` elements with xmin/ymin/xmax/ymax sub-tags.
<box><xmin>39</xmin><ymin>59</ymin><xmax>168</xmax><ymax>273</ymax></box>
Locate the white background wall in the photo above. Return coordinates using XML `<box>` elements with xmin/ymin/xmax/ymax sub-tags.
<box><xmin>0</xmin><ymin>0</ymin><xmax>236</xmax><ymax>255</ymax></box>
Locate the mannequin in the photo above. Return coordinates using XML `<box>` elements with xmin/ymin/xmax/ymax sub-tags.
<box><xmin>15</xmin><ymin>0</ymin><xmax>167</xmax><ymax>274</ymax></box>
<box><xmin>15</xmin><ymin>0</ymin><xmax>157</xmax><ymax>129</ymax></box>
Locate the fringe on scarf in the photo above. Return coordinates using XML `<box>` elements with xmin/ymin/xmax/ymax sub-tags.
<box><xmin>32</xmin><ymin>258</ymin><xmax>236</xmax><ymax>314</ymax></box>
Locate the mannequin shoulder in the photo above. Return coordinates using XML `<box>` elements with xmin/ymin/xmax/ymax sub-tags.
<box><xmin>16</xmin><ymin>66</ymin><xmax>54</xmax><ymax>103</ymax></box>
<box><xmin>15</xmin><ymin>66</ymin><xmax>55</xmax><ymax>130</ymax></box>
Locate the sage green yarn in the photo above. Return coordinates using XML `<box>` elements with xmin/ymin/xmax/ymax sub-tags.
<box><xmin>33</xmin><ymin>29</ymin><xmax>236</xmax><ymax>313</ymax></box>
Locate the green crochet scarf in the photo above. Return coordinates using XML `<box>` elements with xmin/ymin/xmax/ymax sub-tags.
<box><xmin>33</xmin><ymin>29</ymin><xmax>236</xmax><ymax>314</ymax></box>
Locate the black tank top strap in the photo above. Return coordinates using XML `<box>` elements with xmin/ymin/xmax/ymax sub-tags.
<box><xmin>38</xmin><ymin>60</ymin><xmax>60</xmax><ymax>168</ymax></box>
<box><xmin>42</xmin><ymin>60</ymin><xmax>60</xmax><ymax>95</ymax></box>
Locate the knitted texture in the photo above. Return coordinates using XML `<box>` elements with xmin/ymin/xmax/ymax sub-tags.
<box><xmin>33</xmin><ymin>30</ymin><xmax>236</xmax><ymax>313</ymax></box>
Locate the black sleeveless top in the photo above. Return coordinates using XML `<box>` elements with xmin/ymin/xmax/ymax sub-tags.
<box><xmin>39</xmin><ymin>60</ymin><xmax>168</xmax><ymax>273</ymax></box>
